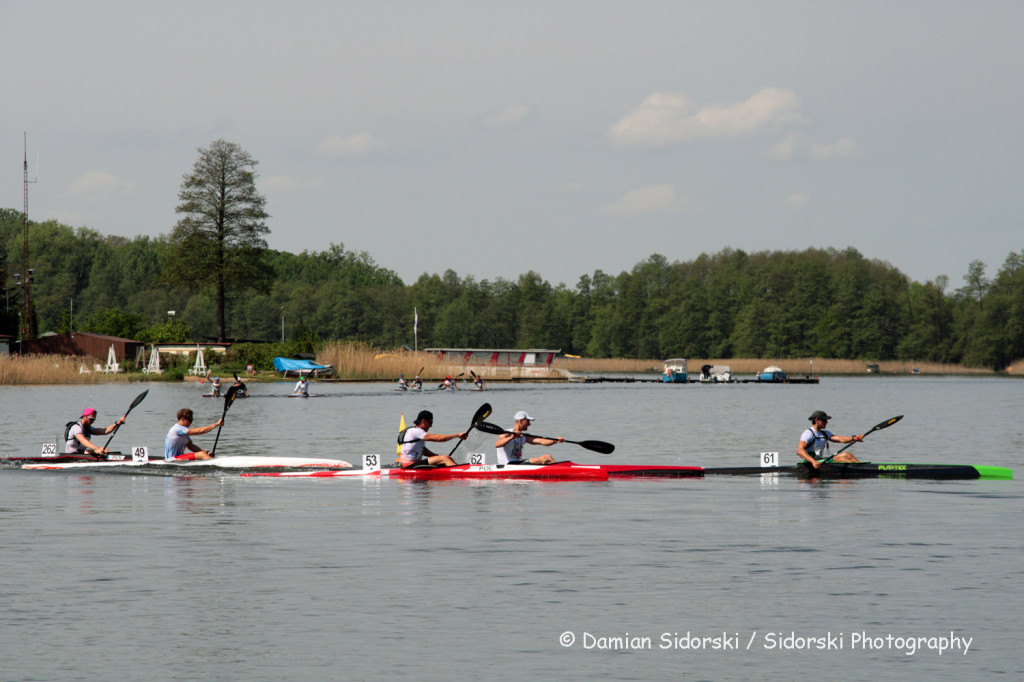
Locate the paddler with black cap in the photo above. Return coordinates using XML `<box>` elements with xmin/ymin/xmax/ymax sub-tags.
<box><xmin>398</xmin><ymin>410</ymin><xmax>468</xmax><ymax>468</ymax></box>
<box><xmin>798</xmin><ymin>410</ymin><xmax>864</xmax><ymax>468</ymax></box>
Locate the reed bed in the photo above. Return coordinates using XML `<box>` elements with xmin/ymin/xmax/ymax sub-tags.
<box><xmin>0</xmin><ymin>354</ymin><xmax>138</xmax><ymax>385</ymax></box>
<box><xmin>554</xmin><ymin>356</ymin><xmax>996</xmax><ymax>376</ymax></box>
<box><xmin>316</xmin><ymin>342</ymin><xmax>467</xmax><ymax>380</ymax></box>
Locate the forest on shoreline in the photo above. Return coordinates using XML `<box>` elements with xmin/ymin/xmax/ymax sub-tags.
<box><xmin>2</xmin><ymin>208</ymin><xmax>1023</xmax><ymax>370</ymax></box>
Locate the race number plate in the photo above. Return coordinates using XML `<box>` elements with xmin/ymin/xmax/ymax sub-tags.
<box><xmin>760</xmin><ymin>452</ymin><xmax>779</xmax><ymax>467</ymax></box>
<box><xmin>132</xmin><ymin>446</ymin><xmax>149</xmax><ymax>463</ymax></box>
<box><xmin>362</xmin><ymin>454</ymin><xmax>381</xmax><ymax>472</ymax></box>
<box><xmin>41</xmin><ymin>443</ymin><xmax>58</xmax><ymax>456</ymax></box>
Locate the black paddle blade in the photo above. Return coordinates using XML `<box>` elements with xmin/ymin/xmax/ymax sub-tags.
<box><xmin>834</xmin><ymin>415</ymin><xmax>904</xmax><ymax>456</ymax></box>
<box><xmin>103</xmin><ymin>389</ymin><xmax>150</xmax><ymax>449</ymax></box>
<box><xmin>471</xmin><ymin>403</ymin><xmax>492</xmax><ymax>428</ymax></box>
<box><xmin>447</xmin><ymin>403</ymin><xmax>493</xmax><ymax>458</ymax></box>
<box><xmin>475</xmin><ymin>421</ymin><xmax>506</xmax><ymax>436</ymax></box>
<box><xmin>576</xmin><ymin>439</ymin><xmax>615</xmax><ymax>455</ymax></box>
<box><xmin>223</xmin><ymin>385</ymin><xmax>239</xmax><ymax>410</ymax></box>
<box><xmin>128</xmin><ymin>389</ymin><xmax>149</xmax><ymax>411</ymax></box>
<box><xmin>869</xmin><ymin>415</ymin><xmax>904</xmax><ymax>433</ymax></box>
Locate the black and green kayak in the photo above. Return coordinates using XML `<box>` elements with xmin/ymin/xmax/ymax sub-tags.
<box><xmin>704</xmin><ymin>461</ymin><xmax>1013</xmax><ymax>480</ymax></box>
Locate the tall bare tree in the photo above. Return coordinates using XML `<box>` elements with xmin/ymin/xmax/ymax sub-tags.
<box><xmin>169</xmin><ymin>139</ymin><xmax>271</xmax><ymax>341</ymax></box>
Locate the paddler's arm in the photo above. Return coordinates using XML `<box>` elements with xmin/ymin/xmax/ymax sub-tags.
<box><xmin>796</xmin><ymin>439</ymin><xmax>820</xmax><ymax>469</ymax></box>
<box><xmin>186</xmin><ymin>419</ymin><xmax>224</xmax><ymax>436</ymax></box>
<box><xmin>829</xmin><ymin>433</ymin><xmax>864</xmax><ymax>444</ymax></box>
<box><xmin>95</xmin><ymin>415</ymin><xmax>127</xmax><ymax>436</ymax></box>
<box><xmin>525</xmin><ymin>435</ymin><xmax>564</xmax><ymax>446</ymax></box>
<box><xmin>494</xmin><ymin>431</ymin><xmax>519</xmax><ymax>448</ymax></box>
<box><xmin>75</xmin><ymin>432</ymin><xmax>108</xmax><ymax>455</ymax></box>
<box><xmin>424</xmin><ymin>431</ymin><xmax>469</xmax><ymax>443</ymax></box>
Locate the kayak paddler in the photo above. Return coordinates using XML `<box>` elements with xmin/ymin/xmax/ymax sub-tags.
<box><xmin>495</xmin><ymin>411</ymin><xmax>562</xmax><ymax>465</ymax></box>
<box><xmin>64</xmin><ymin>407</ymin><xmax>126</xmax><ymax>455</ymax></box>
<box><xmin>798</xmin><ymin>410</ymin><xmax>864</xmax><ymax>468</ymax></box>
<box><xmin>398</xmin><ymin>410</ymin><xmax>468</xmax><ymax>468</ymax></box>
<box><xmin>164</xmin><ymin>408</ymin><xmax>224</xmax><ymax>461</ymax></box>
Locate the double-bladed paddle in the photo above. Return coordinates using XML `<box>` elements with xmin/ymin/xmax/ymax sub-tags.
<box><xmin>475</xmin><ymin>421</ymin><xmax>616</xmax><ymax>455</ymax></box>
<box><xmin>438</xmin><ymin>372</ymin><xmax>465</xmax><ymax>390</ymax></box>
<box><xmin>102</xmin><ymin>389</ymin><xmax>149</xmax><ymax>450</ymax></box>
<box><xmin>209</xmin><ymin>385</ymin><xmax>239</xmax><ymax>458</ymax></box>
<box><xmin>823</xmin><ymin>414</ymin><xmax>904</xmax><ymax>462</ymax></box>
<box><xmin>446</xmin><ymin>402</ymin><xmax>492</xmax><ymax>457</ymax></box>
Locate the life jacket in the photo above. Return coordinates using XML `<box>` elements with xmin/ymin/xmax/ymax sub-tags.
<box><xmin>64</xmin><ymin>420</ymin><xmax>91</xmax><ymax>453</ymax></box>
<box><xmin>396</xmin><ymin>427</ymin><xmax>423</xmax><ymax>445</ymax></box>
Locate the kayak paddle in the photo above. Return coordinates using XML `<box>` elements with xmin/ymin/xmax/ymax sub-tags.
<box><xmin>446</xmin><ymin>402</ymin><xmax>492</xmax><ymax>457</ymax></box>
<box><xmin>824</xmin><ymin>414</ymin><xmax>903</xmax><ymax>462</ymax></box>
<box><xmin>102</xmin><ymin>389</ymin><xmax>149</xmax><ymax>450</ymax></box>
<box><xmin>210</xmin><ymin>385</ymin><xmax>239</xmax><ymax>457</ymax></box>
<box><xmin>476</xmin><ymin>421</ymin><xmax>616</xmax><ymax>455</ymax></box>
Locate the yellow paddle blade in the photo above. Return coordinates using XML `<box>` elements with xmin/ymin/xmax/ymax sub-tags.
<box><xmin>396</xmin><ymin>412</ymin><xmax>406</xmax><ymax>461</ymax></box>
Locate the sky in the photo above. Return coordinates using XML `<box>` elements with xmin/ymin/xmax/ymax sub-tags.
<box><xmin>2</xmin><ymin>1</ymin><xmax>1022</xmax><ymax>289</ymax></box>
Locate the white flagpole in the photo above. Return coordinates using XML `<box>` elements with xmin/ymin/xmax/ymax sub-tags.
<box><xmin>414</xmin><ymin>307</ymin><xmax>418</xmax><ymax>351</ymax></box>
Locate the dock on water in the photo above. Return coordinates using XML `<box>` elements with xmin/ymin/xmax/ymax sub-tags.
<box><xmin>576</xmin><ymin>375</ymin><xmax>819</xmax><ymax>384</ymax></box>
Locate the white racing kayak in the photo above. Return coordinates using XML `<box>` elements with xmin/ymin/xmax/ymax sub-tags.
<box><xmin>243</xmin><ymin>454</ymin><xmax>384</xmax><ymax>477</ymax></box>
<box><xmin>23</xmin><ymin>453</ymin><xmax>354</xmax><ymax>470</ymax></box>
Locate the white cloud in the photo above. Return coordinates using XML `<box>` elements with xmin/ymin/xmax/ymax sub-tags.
<box><xmin>317</xmin><ymin>133</ymin><xmax>386</xmax><ymax>159</ymax></box>
<box><xmin>480</xmin><ymin>101</ymin><xmax>535</xmax><ymax>128</ymax></box>
<box><xmin>608</xmin><ymin>88</ymin><xmax>803</xmax><ymax>148</ymax></box>
<box><xmin>767</xmin><ymin>133</ymin><xmax>800</xmax><ymax>160</ymax></box>
<box><xmin>68</xmin><ymin>170</ymin><xmax>136</xmax><ymax>203</ymax></box>
<box><xmin>781</xmin><ymin>193</ymin><xmax>810</xmax><ymax>210</ymax></box>
<box><xmin>606</xmin><ymin>184</ymin><xmax>690</xmax><ymax>214</ymax></box>
<box><xmin>809</xmin><ymin>137</ymin><xmax>859</xmax><ymax>159</ymax></box>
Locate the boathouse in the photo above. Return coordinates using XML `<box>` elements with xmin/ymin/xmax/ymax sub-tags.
<box><xmin>424</xmin><ymin>347</ymin><xmax>561</xmax><ymax>378</ymax></box>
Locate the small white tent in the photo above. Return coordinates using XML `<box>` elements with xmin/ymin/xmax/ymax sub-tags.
<box><xmin>189</xmin><ymin>345</ymin><xmax>208</xmax><ymax>376</ymax></box>
<box><xmin>144</xmin><ymin>345</ymin><xmax>162</xmax><ymax>374</ymax></box>
<box><xmin>103</xmin><ymin>344</ymin><xmax>120</xmax><ymax>373</ymax></box>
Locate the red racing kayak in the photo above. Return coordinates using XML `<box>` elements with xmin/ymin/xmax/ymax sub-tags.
<box><xmin>387</xmin><ymin>462</ymin><xmax>608</xmax><ymax>481</ymax></box>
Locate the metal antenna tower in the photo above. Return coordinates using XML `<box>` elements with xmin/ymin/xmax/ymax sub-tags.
<box><xmin>22</xmin><ymin>132</ymin><xmax>37</xmax><ymax>339</ymax></box>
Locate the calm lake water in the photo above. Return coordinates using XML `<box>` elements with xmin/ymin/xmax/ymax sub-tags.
<box><xmin>1</xmin><ymin>377</ymin><xmax>1021</xmax><ymax>681</ymax></box>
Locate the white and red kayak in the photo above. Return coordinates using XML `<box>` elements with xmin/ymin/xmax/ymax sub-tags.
<box><xmin>22</xmin><ymin>455</ymin><xmax>354</xmax><ymax>470</ymax></box>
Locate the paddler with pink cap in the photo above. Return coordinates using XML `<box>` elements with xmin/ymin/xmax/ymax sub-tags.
<box><xmin>64</xmin><ymin>407</ymin><xmax>126</xmax><ymax>455</ymax></box>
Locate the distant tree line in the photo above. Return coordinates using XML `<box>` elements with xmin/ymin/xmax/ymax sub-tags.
<box><xmin>1</xmin><ymin>208</ymin><xmax>1021</xmax><ymax>369</ymax></box>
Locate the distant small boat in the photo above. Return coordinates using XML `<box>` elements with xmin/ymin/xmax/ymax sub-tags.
<box><xmin>660</xmin><ymin>358</ymin><xmax>688</xmax><ymax>383</ymax></box>
<box><xmin>756</xmin><ymin>365</ymin><xmax>787</xmax><ymax>382</ymax></box>
<box><xmin>699</xmin><ymin>364</ymin><xmax>733</xmax><ymax>383</ymax></box>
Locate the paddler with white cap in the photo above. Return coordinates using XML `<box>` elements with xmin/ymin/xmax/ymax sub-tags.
<box><xmin>495</xmin><ymin>411</ymin><xmax>563</xmax><ymax>465</ymax></box>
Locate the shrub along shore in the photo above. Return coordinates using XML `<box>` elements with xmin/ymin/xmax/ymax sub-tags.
<box><xmin>0</xmin><ymin>343</ymin><xmax>1017</xmax><ymax>385</ymax></box>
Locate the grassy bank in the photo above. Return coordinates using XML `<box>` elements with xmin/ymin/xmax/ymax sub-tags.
<box><xmin>316</xmin><ymin>343</ymin><xmax>479</xmax><ymax>380</ymax></box>
<box><xmin>0</xmin><ymin>354</ymin><xmax>142</xmax><ymax>384</ymax></box>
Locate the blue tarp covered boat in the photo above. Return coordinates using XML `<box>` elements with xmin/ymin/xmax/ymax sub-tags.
<box><xmin>272</xmin><ymin>357</ymin><xmax>334</xmax><ymax>377</ymax></box>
